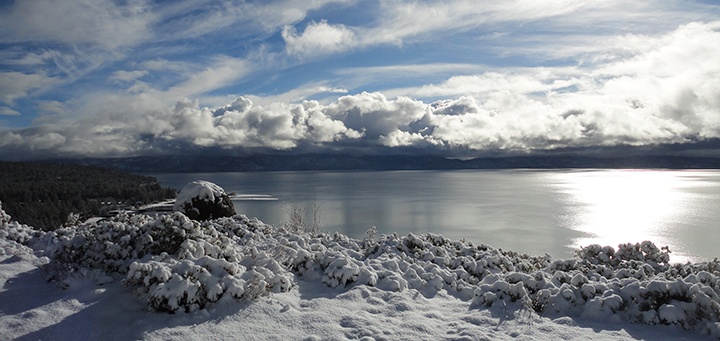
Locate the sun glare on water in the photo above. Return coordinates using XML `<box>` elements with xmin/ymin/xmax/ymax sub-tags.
<box><xmin>553</xmin><ymin>170</ymin><xmax>702</xmax><ymax>263</ymax></box>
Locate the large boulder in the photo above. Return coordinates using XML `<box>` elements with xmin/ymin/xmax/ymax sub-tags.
<box><xmin>173</xmin><ymin>180</ymin><xmax>236</xmax><ymax>221</ymax></box>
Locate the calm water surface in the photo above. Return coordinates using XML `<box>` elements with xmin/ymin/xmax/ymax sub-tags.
<box><xmin>150</xmin><ymin>170</ymin><xmax>720</xmax><ymax>263</ymax></box>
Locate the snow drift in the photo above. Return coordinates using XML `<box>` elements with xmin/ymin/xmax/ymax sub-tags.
<box><xmin>1</xmin><ymin>201</ymin><xmax>719</xmax><ymax>338</ymax></box>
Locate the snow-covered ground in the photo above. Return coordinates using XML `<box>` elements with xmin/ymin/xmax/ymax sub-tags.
<box><xmin>1</xmin><ymin>201</ymin><xmax>718</xmax><ymax>340</ymax></box>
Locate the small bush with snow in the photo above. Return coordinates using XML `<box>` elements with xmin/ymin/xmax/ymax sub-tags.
<box><xmin>0</xmin><ymin>201</ymin><xmax>40</xmax><ymax>249</ymax></box>
<box><xmin>2</xmin><ymin>200</ymin><xmax>719</xmax><ymax>336</ymax></box>
<box><xmin>32</xmin><ymin>211</ymin><xmax>294</xmax><ymax>313</ymax></box>
<box><xmin>0</xmin><ymin>201</ymin><xmax>10</xmax><ymax>226</ymax></box>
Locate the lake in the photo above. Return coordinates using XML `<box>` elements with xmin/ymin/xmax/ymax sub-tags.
<box><xmin>150</xmin><ymin>169</ymin><xmax>720</xmax><ymax>263</ymax></box>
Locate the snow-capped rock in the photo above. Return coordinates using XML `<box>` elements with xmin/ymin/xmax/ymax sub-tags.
<box><xmin>173</xmin><ymin>180</ymin><xmax>236</xmax><ymax>221</ymax></box>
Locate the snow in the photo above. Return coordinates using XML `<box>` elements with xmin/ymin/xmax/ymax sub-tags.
<box><xmin>1</xmin><ymin>201</ymin><xmax>719</xmax><ymax>340</ymax></box>
<box><xmin>173</xmin><ymin>180</ymin><xmax>228</xmax><ymax>212</ymax></box>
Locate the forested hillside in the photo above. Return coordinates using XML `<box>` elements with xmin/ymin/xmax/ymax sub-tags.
<box><xmin>65</xmin><ymin>153</ymin><xmax>720</xmax><ymax>173</ymax></box>
<box><xmin>0</xmin><ymin>162</ymin><xmax>176</xmax><ymax>230</ymax></box>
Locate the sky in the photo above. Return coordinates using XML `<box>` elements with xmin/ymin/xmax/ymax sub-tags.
<box><xmin>0</xmin><ymin>0</ymin><xmax>719</xmax><ymax>160</ymax></box>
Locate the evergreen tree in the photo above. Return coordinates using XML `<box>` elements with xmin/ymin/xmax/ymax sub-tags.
<box><xmin>0</xmin><ymin>162</ymin><xmax>177</xmax><ymax>230</ymax></box>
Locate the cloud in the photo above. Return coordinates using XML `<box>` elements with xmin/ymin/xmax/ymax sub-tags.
<box><xmin>283</xmin><ymin>20</ymin><xmax>357</xmax><ymax>56</ymax></box>
<box><xmin>280</xmin><ymin>0</ymin><xmax>592</xmax><ymax>58</ymax></box>
<box><xmin>0</xmin><ymin>0</ymin><xmax>348</xmax><ymax>49</ymax></box>
<box><xmin>0</xmin><ymin>131</ymin><xmax>22</xmax><ymax>147</ymax></box>
<box><xmin>372</xmin><ymin>1</ymin><xmax>593</xmax><ymax>41</ymax></box>
<box><xmin>0</xmin><ymin>74</ymin><xmax>715</xmax><ymax>159</ymax></box>
<box><xmin>156</xmin><ymin>0</ymin><xmax>349</xmax><ymax>42</ymax></box>
<box><xmin>386</xmin><ymin>71</ymin><xmax>576</xmax><ymax>100</ymax></box>
<box><xmin>0</xmin><ymin>0</ymin><xmax>153</xmax><ymax>49</ymax></box>
<box><xmin>0</xmin><ymin>0</ymin><xmax>348</xmax><ymax>117</ymax></box>
<box><xmin>2</xmin><ymin>20</ymin><xmax>720</xmax><ymax>160</ymax></box>
<box><xmin>246</xmin><ymin>83</ymin><xmax>349</xmax><ymax>107</ymax></box>
<box><xmin>102</xmin><ymin>56</ymin><xmax>250</xmax><ymax>106</ymax></box>
<box><xmin>49</xmin><ymin>55</ymin><xmax>254</xmax><ymax>126</ymax></box>
<box><xmin>0</xmin><ymin>71</ymin><xmax>61</xmax><ymax>104</ymax></box>
<box><xmin>2</xmin><ymin>6</ymin><xmax>720</xmax><ymax>160</ymax></box>
<box><xmin>0</xmin><ymin>107</ymin><xmax>20</xmax><ymax>116</ymax></box>
<box><xmin>163</xmin><ymin>56</ymin><xmax>250</xmax><ymax>99</ymax></box>
<box><xmin>0</xmin><ymin>94</ymin><xmax>361</xmax><ymax>159</ymax></box>
<box><xmin>278</xmin><ymin>1</ymin><xmax>718</xmax><ymax>66</ymax></box>
<box><xmin>337</xmin><ymin>63</ymin><xmax>489</xmax><ymax>78</ymax></box>
<box><xmin>109</xmin><ymin>70</ymin><xmax>149</xmax><ymax>84</ymax></box>
<box><xmin>0</xmin><ymin>49</ymin><xmax>54</xmax><ymax>66</ymax></box>
<box><xmin>334</xmin><ymin>63</ymin><xmax>491</xmax><ymax>92</ymax></box>
<box><xmin>284</xmin><ymin>1</ymin><xmax>609</xmax><ymax>55</ymax></box>
<box><xmin>323</xmin><ymin>92</ymin><xmax>429</xmax><ymax>139</ymax></box>
<box><xmin>0</xmin><ymin>0</ymin><xmax>155</xmax><ymax>116</ymax></box>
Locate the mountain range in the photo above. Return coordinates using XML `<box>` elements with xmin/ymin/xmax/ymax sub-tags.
<box><xmin>46</xmin><ymin>153</ymin><xmax>720</xmax><ymax>173</ymax></box>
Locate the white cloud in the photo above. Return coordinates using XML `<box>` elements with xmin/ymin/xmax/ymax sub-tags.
<box><xmin>247</xmin><ymin>82</ymin><xmax>349</xmax><ymax>106</ymax></box>
<box><xmin>54</xmin><ymin>55</ymin><xmax>254</xmax><ymax>125</ymax></box>
<box><xmin>338</xmin><ymin>63</ymin><xmax>489</xmax><ymax>78</ymax></box>
<box><xmin>140</xmin><ymin>59</ymin><xmax>191</xmax><ymax>73</ymax></box>
<box><xmin>0</xmin><ymin>50</ymin><xmax>54</xmax><ymax>66</ymax></box>
<box><xmin>164</xmin><ymin>56</ymin><xmax>250</xmax><ymax>99</ymax></box>
<box><xmin>0</xmin><ymin>0</ymin><xmax>348</xmax><ymax>115</ymax></box>
<box><xmin>286</xmin><ymin>1</ymin><xmax>611</xmax><ymax>55</ymax></box>
<box><xmin>372</xmin><ymin>0</ymin><xmax>594</xmax><ymax>42</ymax></box>
<box><xmin>386</xmin><ymin>71</ymin><xmax>575</xmax><ymax>100</ymax></box>
<box><xmin>109</xmin><ymin>70</ymin><xmax>149</xmax><ymax>84</ymax></box>
<box><xmin>2</xmin><ymin>4</ymin><xmax>720</xmax><ymax>159</ymax></box>
<box><xmin>334</xmin><ymin>63</ymin><xmax>491</xmax><ymax>92</ymax></box>
<box><xmin>324</xmin><ymin>92</ymin><xmax>429</xmax><ymax>139</ymax></box>
<box><xmin>0</xmin><ymin>107</ymin><xmax>20</xmax><ymax>116</ymax></box>
<box><xmin>0</xmin><ymin>71</ymin><xmax>60</xmax><ymax>104</ymax></box>
<box><xmin>0</xmin><ymin>131</ymin><xmax>23</xmax><ymax>147</ymax></box>
<box><xmin>595</xmin><ymin>22</ymin><xmax>720</xmax><ymax>79</ymax></box>
<box><xmin>280</xmin><ymin>1</ymin><xmax>718</xmax><ymax>65</ymax></box>
<box><xmin>379</xmin><ymin>130</ymin><xmax>439</xmax><ymax>148</ymax></box>
<box><xmin>156</xmin><ymin>0</ymin><xmax>349</xmax><ymax>42</ymax></box>
<box><xmin>283</xmin><ymin>20</ymin><xmax>357</xmax><ymax>56</ymax></box>
<box><xmin>0</xmin><ymin>0</ymin><xmax>153</xmax><ymax>49</ymax></box>
<box><xmin>26</xmin><ymin>131</ymin><xmax>67</xmax><ymax>150</ymax></box>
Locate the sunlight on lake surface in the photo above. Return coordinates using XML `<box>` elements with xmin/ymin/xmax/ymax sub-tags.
<box><xmin>548</xmin><ymin>170</ymin><xmax>720</xmax><ymax>263</ymax></box>
<box><xmin>152</xmin><ymin>170</ymin><xmax>720</xmax><ymax>263</ymax></box>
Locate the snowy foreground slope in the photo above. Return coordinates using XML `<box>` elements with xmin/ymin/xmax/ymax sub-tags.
<box><xmin>1</xmin><ymin>203</ymin><xmax>719</xmax><ymax>340</ymax></box>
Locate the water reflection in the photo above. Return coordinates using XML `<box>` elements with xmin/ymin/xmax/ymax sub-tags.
<box><xmin>549</xmin><ymin>170</ymin><xmax>718</xmax><ymax>263</ymax></box>
<box><xmin>152</xmin><ymin>170</ymin><xmax>720</xmax><ymax>263</ymax></box>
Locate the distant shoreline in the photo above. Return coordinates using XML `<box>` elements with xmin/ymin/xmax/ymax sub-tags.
<box><xmin>34</xmin><ymin>153</ymin><xmax>720</xmax><ymax>173</ymax></box>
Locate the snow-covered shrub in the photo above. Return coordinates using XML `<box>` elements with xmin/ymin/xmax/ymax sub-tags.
<box><xmin>63</xmin><ymin>212</ymin><xmax>84</xmax><ymax>227</ymax></box>
<box><xmin>615</xmin><ymin>241</ymin><xmax>671</xmax><ymax>269</ymax></box>
<box><xmin>0</xmin><ymin>201</ymin><xmax>10</xmax><ymax>227</ymax></box>
<box><xmin>126</xmin><ymin>257</ymin><xmax>249</xmax><ymax>312</ymax></box>
<box><xmin>3</xmin><ymin>198</ymin><xmax>719</xmax><ymax>337</ymax></box>
<box><xmin>321</xmin><ymin>255</ymin><xmax>360</xmax><ymax>288</ymax></box>
<box><xmin>577</xmin><ymin>244</ymin><xmax>616</xmax><ymax>265</ymax></box>
<box><xmin>0</xmin><ymin>202</ymin><xmax>43</xmax><ymax>263</ymax></box>
<box><xmin>534</xmin><ymin>241</ymin><xmax>719</xmax><ymax>334</ymax></box>
<box><xmin>121</xmin><ymin>216</ymin><xmax>296</xmax><ymax>312</ymax></box>
<box><xmin>36</xmin><ymin>213</ymin><xmax>155</xmax><ymax>275</ymax></box>
<box><xmin>27</xmin><ymin>210</ymin><xmax>297</xmax><ymax>312</ymax></box>
<box><xmin>577</xmin><ymin>241</ymin><xmax>670</xmax><ymax>270</ymax></box>
<box><xmin>0</xmin><ymin>201</ymin><xmax>40</xmax><ymax>246</ymax></box>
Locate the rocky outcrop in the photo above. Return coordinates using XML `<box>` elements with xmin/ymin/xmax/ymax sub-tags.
<box><xmin>173</xmin><ymin>180</ymin><xmax>236</xmax><ymax>221</ymax></box>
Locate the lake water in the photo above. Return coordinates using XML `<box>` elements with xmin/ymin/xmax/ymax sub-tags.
<box><xmin>150</xmin><ymin>169</ymin><xmax>720</xmax><ymax>263</ymax></box>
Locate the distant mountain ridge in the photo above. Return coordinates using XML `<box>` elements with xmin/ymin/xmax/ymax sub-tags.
<box><xmin>48</xmin><ymin>154</ymin><xmax>720</xmax><ymax>173</ymax></box>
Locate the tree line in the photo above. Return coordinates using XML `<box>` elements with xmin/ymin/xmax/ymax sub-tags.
<box><xmin>0</xmin><ymin>162</ymin><xmax>177</xmax><ymax>230</ymax></box>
